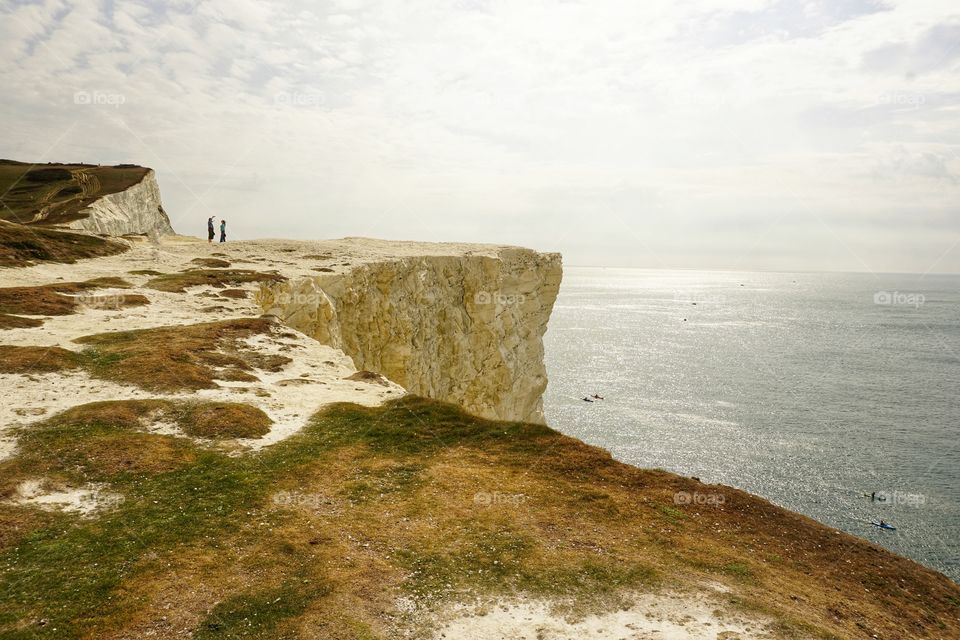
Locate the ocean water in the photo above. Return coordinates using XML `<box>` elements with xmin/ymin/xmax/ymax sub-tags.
<box><xmin>543</xmin><ymin>267</ymin><xmax>960</xmax><ymax>582</ymax></box>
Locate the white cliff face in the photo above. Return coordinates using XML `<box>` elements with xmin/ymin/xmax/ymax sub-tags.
<box><xmin>67</xmin><ymin>170</ymin><xmax>175</xmax><ymax>236</ymax></box>
<box><xmin>257</xmin><ymin>241</ymin><xmax>562</xmax><ymax>424</ymax></box>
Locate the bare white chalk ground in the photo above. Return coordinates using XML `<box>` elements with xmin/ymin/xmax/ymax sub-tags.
<box><xmin>432</xmin><ymin>592</ymin><xmax>773</xmax><ymax>639</ymax></box>
<box><xmin>8</xmin><ymin>479</ymin><xmax>123</xmax><ymax>516</ymax></box>
<box><xmin>0</xmin><ymin>235</ymin><xmax>406</xmax><ymax>463</ymax></box>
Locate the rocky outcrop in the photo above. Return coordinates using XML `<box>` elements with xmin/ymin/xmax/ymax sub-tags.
<box><xmin>257</xmin><ymin>243</ymin><xmax>562</xmax><ymax>423</ymax></box>
<box><xmin>67</xmin><ymin>170</ymin><xmax>174</xmax><ymax>236</ymax></box>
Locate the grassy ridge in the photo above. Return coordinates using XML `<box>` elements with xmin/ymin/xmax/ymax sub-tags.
<box><xmin>0</xmin><ymin>161</ymin><xmax>148</xmax><ymax>226</ymax></box>
<box><xmin>0</xmin><ymin>221</ymin><xmax>127</xmax><ymax>268</ymax></box>
<box><xmin>0</xmin><ymin>396</ymin><xmax>957</xmax><ymax>638</ymax></box>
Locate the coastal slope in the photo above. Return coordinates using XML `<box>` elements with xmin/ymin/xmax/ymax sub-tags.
<box><xmin>0</xmin><ymin>225</ymin><xmax>957</xmax><ymax>639</ymax></box>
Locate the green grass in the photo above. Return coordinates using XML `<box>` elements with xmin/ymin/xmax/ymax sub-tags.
<box><xmin>0</xmin><ymin>398</ymin><xmax>655</xmax><ymax>638</ymax></box>
<box><xmin>1</xmin><ymin>396</ymin><xmax>958</xmax><ymax>639</ymax></box>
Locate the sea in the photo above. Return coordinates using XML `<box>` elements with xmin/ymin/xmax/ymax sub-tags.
<box><xmin>542</xmin><ymin>267</ymin><xmax>960</xmax><ymax>583</ymax></box>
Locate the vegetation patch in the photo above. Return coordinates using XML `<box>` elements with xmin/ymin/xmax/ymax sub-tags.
<box><xmin>0</xmin><ymin>396</ymin><xmax>957</xmax><ymax>640</ymax></box>
<box><xmin>179</xmin><ymin>402</ymin><xmax>273</xmax><ymax>439</ymax></box>
<box><xmin>0</xmin><ymin>161</ymin><xmax>148</xmax><ymax>226</ymax></box>
<box><xmin>73</xmin><ymin>318</ymin><xmax>289</xmax><ymax>392</ymax></box>
<box><xmin>190</xmin><ymin>257</ymin><xmax>232</xmax><ymax>268</ymax></box>
<box><xmin>0</xmin><ymin>277</ymin><xmax>132</xmax><ymax>316</ymax></box>
<box><xmin>0</xmin><ymin>345</ymin><xmax>80</xmax><ymax>374</ymax></box>
<box><xmin>50</xmin><ymin>399</ymin><xmax>171</xmax><ymax>430</ymax></box>
<box><xmin>80</xmin><ymin>293</ymin><xmax>150</xmax><ymax>310</ymax></box>
<box><xmin>0</xmin><ymin>314</ymin><xmax>43</xmax><ymax>330</ymax></box>
<box><xmin>146</xmin><ymin>269</ymin><xmax>285</xmax><ymax>293</ymax></box>
<box><xmin>0</xmin><ymin>220</ymin><xmax>127</xmax><ymax>268</ymax></box>
<box><xmin>57</xmin><ymin>432</ymin><xmax>197</xmax><ymax>479</ymax></box>
<box><xmin>46</xmin><ymin>399</ymin><xmax>272</xmax><ymax>441</ymax></box>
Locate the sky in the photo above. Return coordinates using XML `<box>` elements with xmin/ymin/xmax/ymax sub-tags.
<box><xmin>1</xmin><ymin>0</ymin><xmax>958</xmax><ymax>273</ymax></box>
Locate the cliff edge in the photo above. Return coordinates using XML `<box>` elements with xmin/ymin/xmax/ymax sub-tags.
<box><xmin>256</xmin><ymin>238</ymin><xmax>562</xmax><ymax>423</ymax></box>
<box><xmin>66</xmin><ymin>168</ymin><xmax>174</xmax><ymax>237</ymax></box>
<box><xmin>1</xmin><ymin>234</ymin><xmax>958</xmax><ymax>639</ymax></box>
<box><xmin>0</xmin><ymin>161</ymin><xmax>174</xmax><ymax>236</ymax></box>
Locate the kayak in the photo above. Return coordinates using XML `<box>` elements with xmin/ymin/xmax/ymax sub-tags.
<box><xmin>871</xmin><ymin>521</ymin><xmax>897</xmax><ymax>531</ymax></box>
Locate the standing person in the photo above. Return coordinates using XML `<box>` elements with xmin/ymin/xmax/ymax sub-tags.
<box><xmin>207</xmin><ymin>216</ymin><xmax>215</xmax><ymax>243</ymax></box>
<box><xmin>219</xmin><ymin>219</ymin><xmax>227</xmax><ymax>243</ymax></box>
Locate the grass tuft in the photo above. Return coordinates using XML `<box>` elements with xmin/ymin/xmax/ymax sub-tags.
<box><xmin>179</xmin><ymin>402</ymin><xmax>273</xmax><ymax>439</ymax></box>
<box><xmin>0</xmin><ymin>314</ymin><xmax>43</xmax><ymax>330</ymax></box>
<box><xmin>146</xmin><ymin>269</ymin><xmax>284</xmax><ymax>293</ymax></box>
<box><xmin>190</xmin><ymin>257</ymin><xmax>232</xmax><ymax>269</ymax></box>
<box><xmin>0</xmin><ymin>345</ymin><xmax>80</xmax><ymax>374</ymax></box>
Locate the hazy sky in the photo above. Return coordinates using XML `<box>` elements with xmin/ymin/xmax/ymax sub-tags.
<box><xmin>1</xmin><ymin>0</ymin><xmax>958</xmax><ymax>272</ymax></box>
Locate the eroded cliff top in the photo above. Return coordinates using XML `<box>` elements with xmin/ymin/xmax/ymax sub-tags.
<box><xmin>0</xmin><ymin>160</ymin><xmax>150</xmax><ymax>226</ymax></box>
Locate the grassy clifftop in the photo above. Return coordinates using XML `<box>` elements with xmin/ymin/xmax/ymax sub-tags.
<box><xmin>0</xmin><ymin>395</ymin><xmax>957</xmax><ymax>639</ymax></box>
<box><xmin>0</xmin><ymin>220</ymin><xmax>127</xmax><ymax>268</ymax></box>
<box><xmin>0</xmin><ymin>160</ymin><xmax>149</xmax><ymax>226</ymax></box>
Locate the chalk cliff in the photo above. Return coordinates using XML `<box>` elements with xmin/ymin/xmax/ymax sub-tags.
<box><xmin>256</xmin><ymin>240</ymin><xmax>562</xmax><ymax>423</ymax></box>
<box><xmin>67</xmin><ymin>169</ymin><xmax>174</xmax><ymax>237</ymax></box>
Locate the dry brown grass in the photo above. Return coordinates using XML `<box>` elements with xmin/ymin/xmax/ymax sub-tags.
<box><xmin>146</xmin><ymin>269</ymin><xmax>285</xmax><ymax>293</ymax></box>
<box><xmin>0</xmin><ymin>220</ymin><xmax>127</xmax><ymax>267</ymax></box>
<box><xmin>0</xmin><ymin>277</ymin><xmax>133</xmax><ymax>316</ymax></box>
<box><xmin>69</xmin><ymin>432</ymin><xmax>197</xmax><ymax>478</ymax></box>
<box><xmin>0</xmin><ymin>345</ymin><xmax>80</xmax><ymax>374</ymax></box>
<box><xmin>190</xmin><ymin>257</ymin><xmax>232</xmax><ymax>268</ymax></box>
<box><xmin>47</xmin><ymin>399</ymin><xmax>273</xmax><ymax>442</ymax></box>
<box><xmin>0</xmin><ymin>162</ymin><xmax>149</xmax><ymax>226</ymax></box>
<box><xmin>179</xmin><ymin>402</ymin><xmax>273</xmax><ymax>439</ymax></box>
<box><xmin>53</xmin><ymin>399</ymin><xmax>170</xmax><ymax>429</ymax></box>
<box><xmin>0</xmin><ymin>314</ymin><xmax>43</xmax><ymax>330</ymax></box>
<box><xmin>81</xmin><ymin>293</ymin><xmax>150</xmax><ymax>310</ymax></box>
<box><xmin>74</xmin><ymin>318</ymin><xmax>290</xmax><ymax>391</ymax></box>
<box><xmin>0</xmin><ymin>506</ymin><xmax>56</xmax><ymax>554</ymax></box>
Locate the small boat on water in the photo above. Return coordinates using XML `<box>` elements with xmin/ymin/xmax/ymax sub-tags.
<box><xmin>871</xmin><ymin>521</ymin><xmax>897</xmax><ymax>531</ymax></box>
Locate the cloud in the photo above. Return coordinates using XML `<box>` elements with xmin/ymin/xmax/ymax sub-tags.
<box><xmin>861</xmin><ymin>20</ymin><xmax>960</xmax><ymax>75</ymax></box>
<box><xmin>0</xmin><ymin>0</ymin><xmax>958</xmax><ymax>272</ymax></box>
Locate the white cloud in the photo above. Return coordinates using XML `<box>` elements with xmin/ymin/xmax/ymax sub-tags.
<box><xmin>0</xmin><ymin>0</ymin><xmax>958</xmax><ymax>272</ymax></box>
